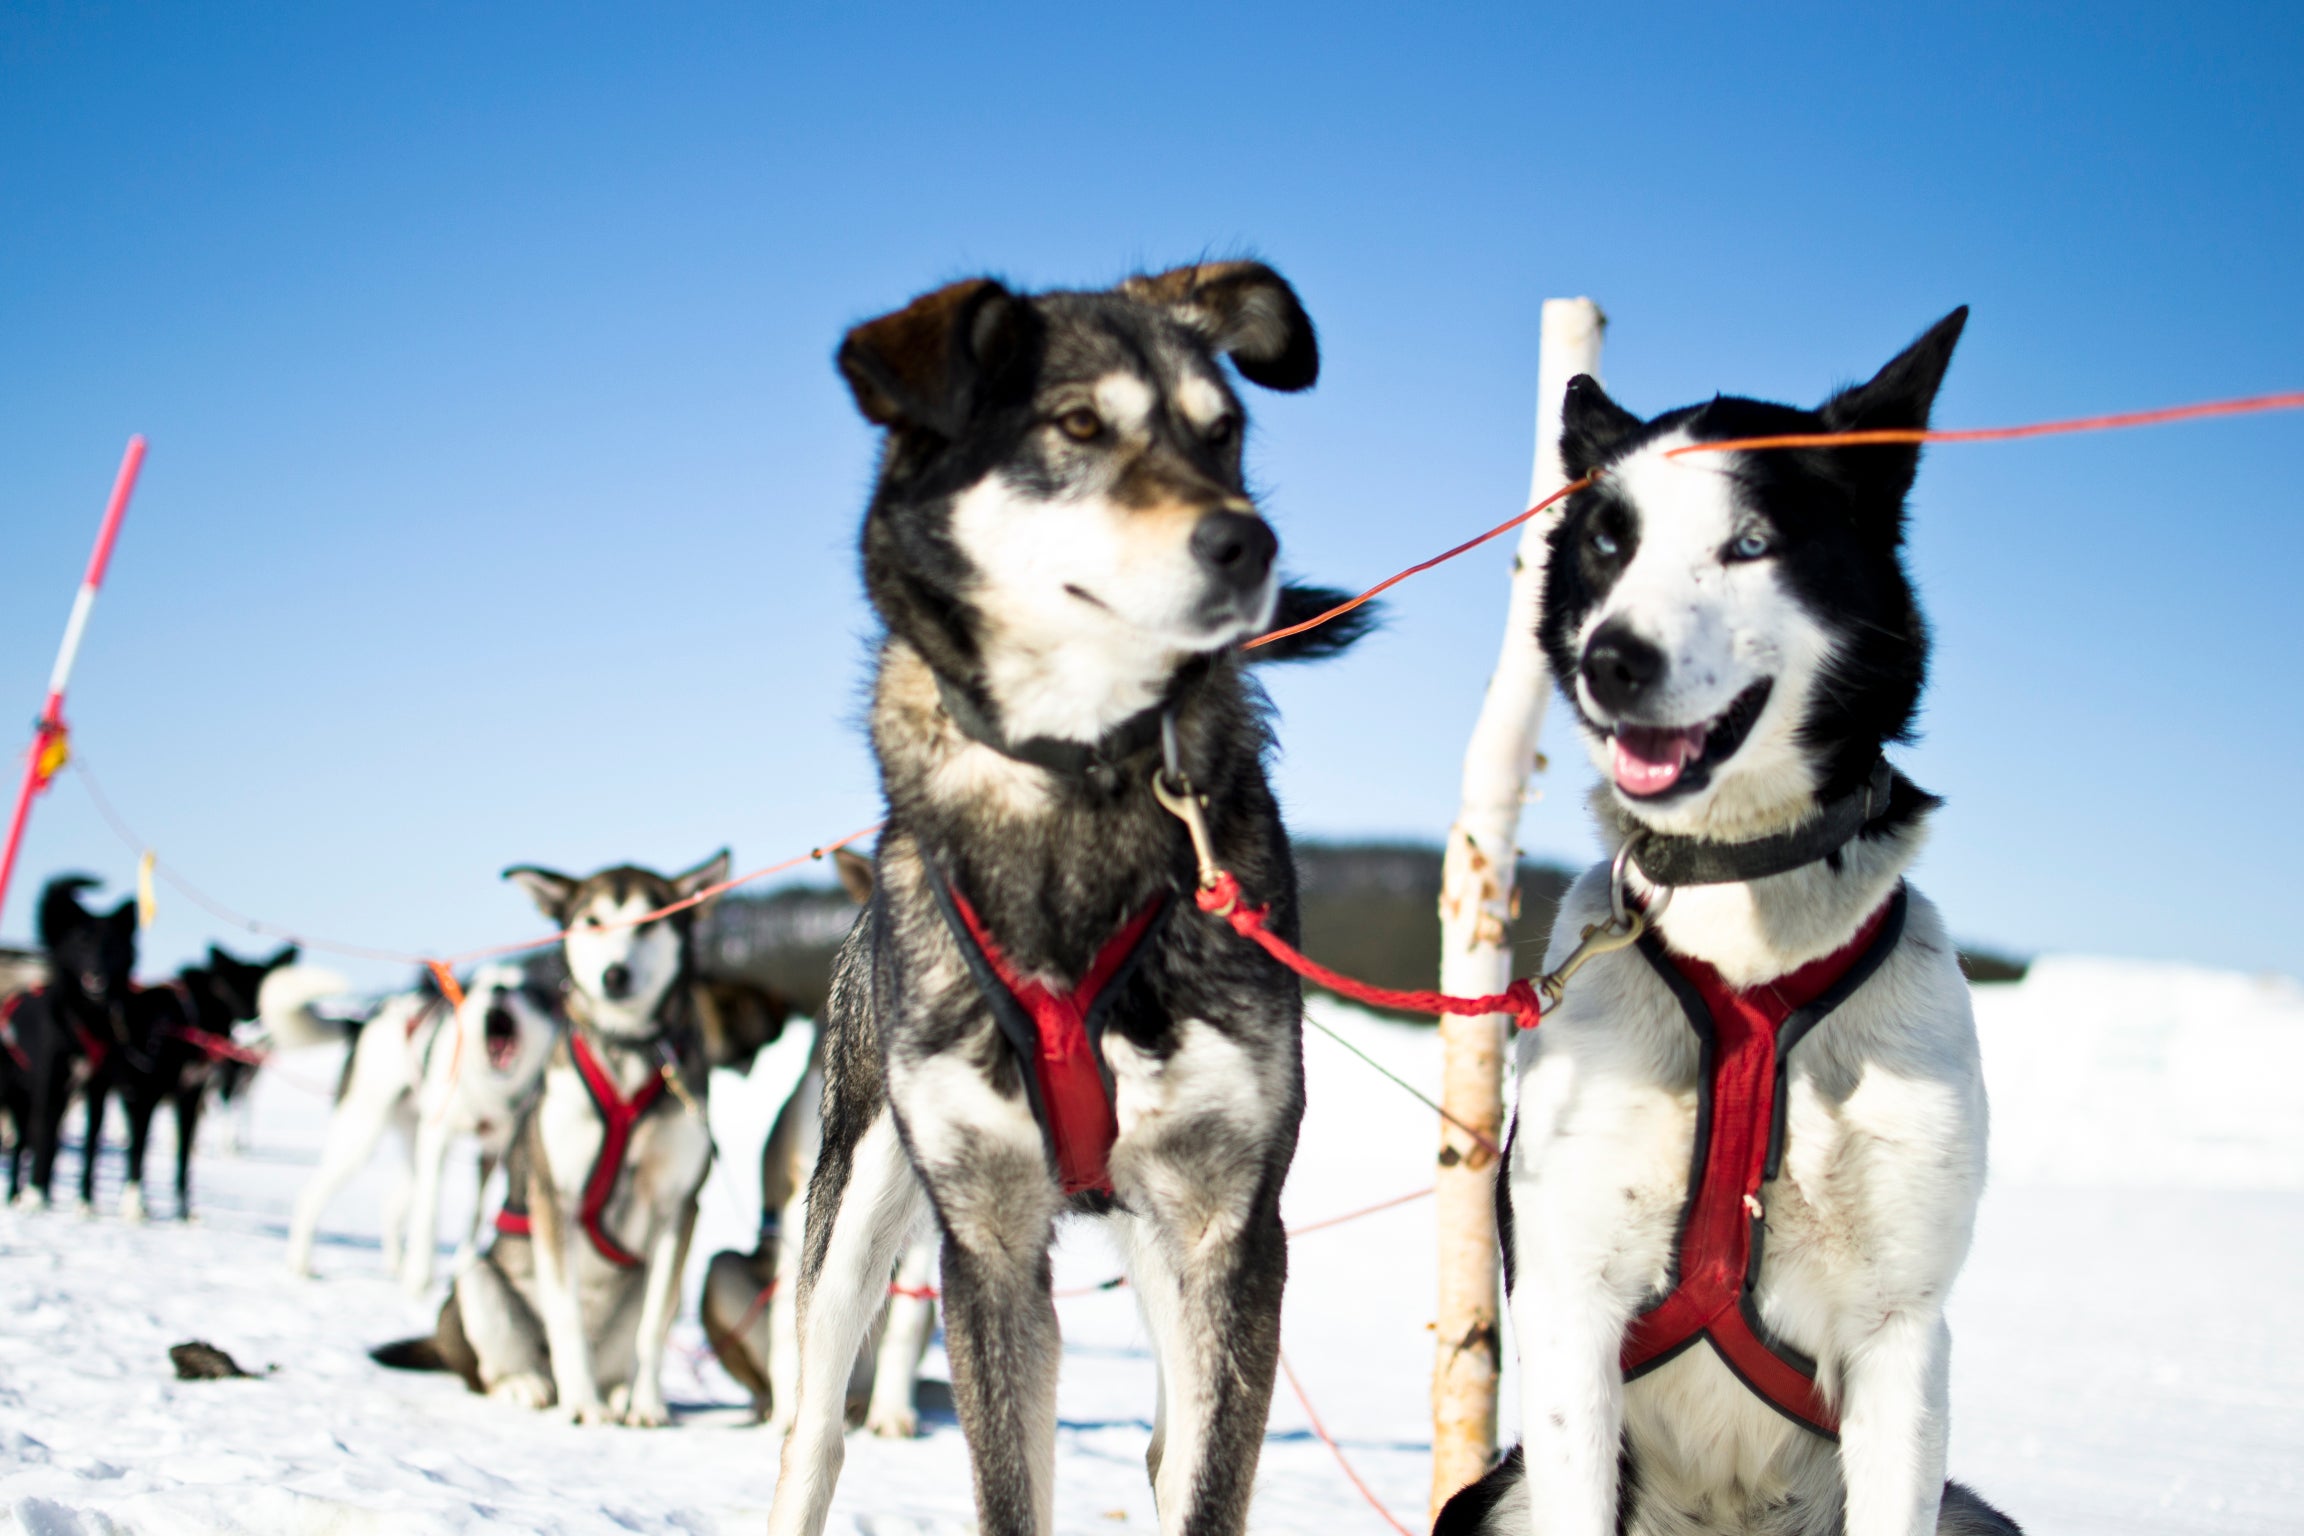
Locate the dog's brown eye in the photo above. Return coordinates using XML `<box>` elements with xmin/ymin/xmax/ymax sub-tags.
<box><xmin>1205</xmin><ymin>415</ymin><xmax>1237</xmax><ymax>447</ymax></box>
<box><xmin>1056</xmin><ymin>407</ymin><xmax>1104</xmax><ymax>442</ymax></box>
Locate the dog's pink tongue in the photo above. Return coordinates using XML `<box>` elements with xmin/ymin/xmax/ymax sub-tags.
<box><xmin>1612</xmin><ymin>723</ymin><xmax>1707</xmax><ymax>795</ymax></box>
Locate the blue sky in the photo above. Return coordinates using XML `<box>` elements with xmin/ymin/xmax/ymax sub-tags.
<box><xmin>4</xmin><ymin>1</ymin><xmax>2300</xmax><ymax>986</ymax></box>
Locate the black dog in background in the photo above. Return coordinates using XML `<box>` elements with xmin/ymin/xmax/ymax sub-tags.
<box><xmin>2</xmin><ymin>875</ymin><xmax>137</xmax><ymax>1208</ymax></box>
<box><xmin>117</xmin><ymin>942</ymin><xmax>299</xmax><ymax>1219</ymax></box>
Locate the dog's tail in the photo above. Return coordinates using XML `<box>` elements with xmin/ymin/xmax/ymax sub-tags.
<box><xmin>256</xmin><ymin>964</ymin><xmax>356</xmax><ymax>1051</ymax></box>
<box><xmin>1246</xmin><ymin>582</ymin><xmax>1380</xmax><ymax>664</ymax></box>
<box><xmin>370</xmin><ymin>1335</ymin><xmax>452</xmax><ymax>1372</ymax></box>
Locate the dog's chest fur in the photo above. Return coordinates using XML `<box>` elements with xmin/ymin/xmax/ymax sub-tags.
<box><xmin>532</xmin><ymin>1037</ymin><xmax>711</xmax><ymax>1269</ymax></box>
<box><xmin>1511</xmin><ymin>865</ymin><xmax>1988</xmax><ymax>1526</ymax></box>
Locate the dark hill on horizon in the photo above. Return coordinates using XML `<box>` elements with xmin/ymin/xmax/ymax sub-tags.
<box><xmin>695</xmin><ymin>840</ymin><xmax>2028</xmax><ymax>1021</ymax></box>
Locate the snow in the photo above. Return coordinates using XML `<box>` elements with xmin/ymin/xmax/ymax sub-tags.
<box><xmin>3</xmin><ymin>956</ymin><xmax>2300</xmax><ymax>1534</ymax></box>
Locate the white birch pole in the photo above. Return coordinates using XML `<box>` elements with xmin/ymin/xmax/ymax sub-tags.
<box><xmin>1430</xmin><ymin>298</ymin><xmax>1604</xmax><ymax>1516</ymax></box>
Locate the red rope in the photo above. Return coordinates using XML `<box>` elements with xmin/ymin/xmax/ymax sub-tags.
<box><xmin>171</xmin><ymin>1023</ymin><xmax>267</xmax><ymax>1066</ymax></box>
<box><xmin>1279</xmin><ymin>1348</ymin><xmax>1416</xmax><ymax>1536</ymax></box>
<box><xmin>1245</xmin><ymin>476</ymin><xmax>1591</xmax><ymax>650</ymax></box>
<box><xmin>1197</xmin><ymin>873</ymin><xmax>1546</xmax><ymax>1033</ymax></box>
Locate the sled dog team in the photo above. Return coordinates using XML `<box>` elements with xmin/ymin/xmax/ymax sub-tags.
<box><xmin>48</xmin><ymin>261</ymin><xmax>2022</xmax><ymax>1536</ymax></box>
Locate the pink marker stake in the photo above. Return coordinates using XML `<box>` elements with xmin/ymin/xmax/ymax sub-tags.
<box><xmin>0</xmin><ymin>436</ymin><xmax>147</xmax><ymax>932</ymax></box>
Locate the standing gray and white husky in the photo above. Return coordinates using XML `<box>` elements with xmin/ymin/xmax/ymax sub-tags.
<box><xmin>1437</xmin><ymin>311</ymin><xmax>2021</xmax><ymax>1536</ymax></box>
<box><xmin>765</xmin><ymin>263</ymin><xmax>1367</xmax><ymax>1536</ymax></box>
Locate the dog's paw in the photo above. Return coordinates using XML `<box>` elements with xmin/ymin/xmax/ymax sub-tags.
<box><xmin>865</xmin><ymin>1402</ymin><xmax>918</xmax><ymax>1439</ymax></box>
<box><xmin>489</xmin><ymin>1372</ymin><xmax>555</xmax><ymax>1411</ymax></box>
<box><xmin>567</xmin><ymin>1398</ymin><xmax>614</xmax><ymax>1426</ymax></box>
<box><xmin>118</xmin><ymin>1185</ymin><xmax>147</xmax><ymax>1224</ymax></box>
<box><xmin>621</xmin><ymin>1396</ymin><xmax>672</xmax><ymax>1429</ymax></box>
<box><xmin>398</xmin><ymin>1265</ymin><xmax>434</xmax><ymax>1300</ymax></box>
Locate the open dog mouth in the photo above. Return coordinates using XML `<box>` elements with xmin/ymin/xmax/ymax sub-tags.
<box><xmin>1609</xmin><ymin>679</ymin><xmax>1773</xmax><ymax>799</ymax></box>
<box><xmin>483</xmin><ymin>1006</ymin><xmax>521</xmax><ymax>1071</ymax></box>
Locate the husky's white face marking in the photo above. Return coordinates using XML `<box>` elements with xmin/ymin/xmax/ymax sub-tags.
<box><xmin>950</xmin><ymin>460</ymin><xmax>1275</xmax><ymax>744</ymax></box>
<box><xmin>562</xmin><ymin>890</ymin><xmax>683</xmax><ymax>1035</ymax></box>
<box><xmin>1092</xmin><ymin>372</ymin><xmax>1157</xmax><ymax>435</ymax></box>
<box><xmin>1173</xmin><ymin>370</ymin><xmax>1232</xmax><ymax>433</ymax></box>
<box><xmin>1572</xmin><ymin>433</ymin><xmax>1840</xmax><ymax>840</ymax></box>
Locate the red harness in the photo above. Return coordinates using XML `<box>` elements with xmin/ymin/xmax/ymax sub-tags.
<box><xmin>0</xmin><ymin>988</ymin><xmax>32</xmax><ymax>1072</ymax></box>
<box><xmin>935</xmin><ymin>880</ymin><xmax>1165</xmax><ymax>1197</ymax></box>
<box><xmin>495</xmin><ymin>1030</ymin><xmax>667</xmax><ymax>1268</ymax></box>
<box><xmin>1619</xmin><ymin>886</ymin><xmax>1907</xmax><ymax>1439</ymax></box>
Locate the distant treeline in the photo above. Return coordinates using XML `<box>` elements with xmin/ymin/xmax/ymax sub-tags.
<box><xmin>694</xmin><ymin>840</ymin><xmax>2027</xmax><ymax>1020</ymax></box>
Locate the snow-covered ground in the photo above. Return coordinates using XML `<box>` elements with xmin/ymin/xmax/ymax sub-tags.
<box><xmin>3</xmin><ymin>958</ymin><xmax>2299</xmax><ymax>1535</ymax></box>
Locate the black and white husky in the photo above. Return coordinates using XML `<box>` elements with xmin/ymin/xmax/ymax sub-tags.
<box><xmin>1436</xmin><ymin>311</ymin><xmax>2021</xmax><ymax>1536</ymax></box>
<box><xmin>765</xmin><ymin>263</ymin><xmax>1364</xmax><ymax>1536</ymax></box>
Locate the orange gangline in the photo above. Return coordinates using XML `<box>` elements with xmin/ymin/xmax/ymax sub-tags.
<box><xmin>1666</xmin><ymin>388</ymin><xmax>2304</xmax><ymax>458</ymax></box>
<box><xmin>1247</xmin><ymin>386</ymin><xmax>2304</xmax><ymax>652</ymax></box>
<box><xmin>1280</xmin><ymin>1348</ymin><xmax>1417</xmax><ymax>1536</ymax></box>
<box><xmin>72</xmin><ymin>754</ymin><xmax>879</xmax><ymax>978</ymax></box>
<box><xmin>1244</xmin><ymin>475</ymin><xmax>1591</xmax><ymax>650</ymax></box>
<box><xmin>1288</xmin><ymin>1185</ymin><xmax>1433</xmax><ymax>1237</ymax></box>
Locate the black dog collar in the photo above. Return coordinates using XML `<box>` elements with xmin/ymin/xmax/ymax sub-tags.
<box><xmin>1630</xmin><ymin>758</ymin><xmax>1898</xmax><ymax>887</ymax></box>
<box><xmin>934</xmin><ymin>668</ymin><xmax>1198</xmax><ymax>794</ymax></box>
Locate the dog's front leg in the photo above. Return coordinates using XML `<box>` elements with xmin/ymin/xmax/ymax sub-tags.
<box><xmin>1105</xmin><ymin>1018</ymin><xmax>1299</xmax><ymax>1536</ymax></box>
<box><xmin>622</xmin><ymin>1199</ymin><xmax>698</xmax><ymax>1427</ymax></box>
<box><xmin>1114</xmin><ymin>1194</ymin><xmax>1284</xmax><ymax>1536</ymax></box>
<box><xmin>766</xmin><ymin>1107</ymin><xmax>926</xmax><ymax>1536</ymax></box>
<box><xmin>1838</xmin><ymin>1308</ymin><xmax>1953</xmax><ymax>1536</ymax></box>
<box><xmin>930</xmin><ymin>1167</ymin><xmax>1062</xmax><ymax>1536</ymax></box>
<box><xmin>526</xmin><ymin>1140</ymin><xmax>609</xmax><ymax>1423</ymax></box>
<box><xmin>400</xmin><ymin>1109</ymin><xmax>452</xmax><ymax>1295</ymax></box>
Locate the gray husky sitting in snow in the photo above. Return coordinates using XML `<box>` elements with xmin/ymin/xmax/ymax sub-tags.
<box><xmin>375</xmin><ymin>853</ymin><xmax>749</xmax><ymax>1427</ymax></box>
<box><xmin>1435</xmin><ymin>313</ymin><xmax>2020</xmax><ymax>1536</ymax></box>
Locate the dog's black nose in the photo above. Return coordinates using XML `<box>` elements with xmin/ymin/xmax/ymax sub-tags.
<box><xmin>1189</xmin><ymin>511</ymin><xmax>1276</xmax><ymax>592</ymax></box>
<box><xmin>600</xmin><ymin>963</ymin><xmax>633</xmax><ymax>1000</ymax></box>
<box><xmin>1581</xmin><ymin>620</ymin><xmax>1667</xmax><ymax>715</ymax></box>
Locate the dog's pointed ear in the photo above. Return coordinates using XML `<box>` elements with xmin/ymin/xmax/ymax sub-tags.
<box><xmin>1821</xmin><ymin>308</ymin><xmax>1968</xmax><ymax>434</ymax></box>
<box><xmin>1123</xmin><ymin>261</ymin><xmax>1318</xmax><ymax>392</ymax></box>
<box><xmin>1560</xmin><ymin>375</ymin><xmax>1643</xmax><ymax>480</ymax></box>
<box><xmin>107</xmin><ymin>897</ymin><xmax>138</xmax><ymax>936</ymax></box>
<box><xmin>672</xmin><ymin>848</ymin><xmax>733</xmax><ymax>909</ymax></box>
<box><xmin>831</xmin><ymin>847</ymin><xmax>875</xmax><ymax>905</ymax></box>
<box><xmin>267</xmin><ymin>942</ymin><xmax>299</xmax><ymax>970</ymax></box>
<box><xmin>1817</xmin><ymin>307</ymin><xmax>1968</xmax><ymax>507</ymax></box>
<box><xmin>503</xmin><ymin>866</ymin><xmax>579</xmax><ymax>925</ymax></box>
<box><xmin>838</xmin><ymin>278</ymin><xmax>1030</xmax><ymax>438</ymax></box>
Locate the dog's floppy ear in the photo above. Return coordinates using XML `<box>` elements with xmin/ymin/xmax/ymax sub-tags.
<box><xmin>1123</xmin><ymin>261</ymin><xmax>1318</xmax><ymax>392</ymax></box>
<box><xmin>503</xmin><ymin>865</ymin><xmax>579</xmax><ymax>925</ymax></box>
<box><xmin>1817</xmin><ymin>307</ymin><xmax>1969</xmax><ymax>505</ymax></box>
<box><xmin>831</xmin><ymin>847</ymin><xmax>875</xmax><ymax>905</ymax></box>
<box><xmin>1559</xmin><ymin>375</ymin><xmax>1643</xmax><ymax>480</ymax></box>
<box><xmin>838</xmin><ymin>278</ymin><xmax>1030</xmax><ymax>439</ymax></box>
<box><xmin>671</xmin><ymin>848</ymin><xmax>733</xmax><ymax>910</ymax></box>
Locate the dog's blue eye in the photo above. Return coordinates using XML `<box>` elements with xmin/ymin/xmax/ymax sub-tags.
<box><xmin>1729</xmin><ymin>531</ymin><xmax>1771</xmax><ymax>561</ymax></box>
<box><xmin>1591</xmin><ymin>530</ymin><xmax>1619</xmax><ymax>558</ymax></box>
